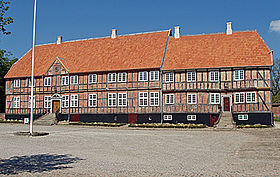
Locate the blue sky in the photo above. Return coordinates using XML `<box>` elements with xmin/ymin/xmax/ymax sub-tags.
<box><xmin>1</xmin><ymin>0</ymin><xmax>280</xmax><ymax>59</ymax></box>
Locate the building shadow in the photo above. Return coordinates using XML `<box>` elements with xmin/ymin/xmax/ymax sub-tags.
<box><xmin>0</xmin><ymin>153</ymin><xmax>83</xmax><ymax>175</ymax></box>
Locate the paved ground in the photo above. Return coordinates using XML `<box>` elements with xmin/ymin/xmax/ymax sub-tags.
<box><xmin>0</xmin><ymin>124</ymin><xmax>279</xmax><ymax>176</ymax></box>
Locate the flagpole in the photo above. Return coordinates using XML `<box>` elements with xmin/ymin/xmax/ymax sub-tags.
<box><xmin>30</xmin><ymin>0</ymin><xmax>37</xmax><ymax>135</ymax></box>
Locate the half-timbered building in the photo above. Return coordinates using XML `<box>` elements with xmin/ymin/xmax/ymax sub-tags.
<box><xmin>4</xmin><ymin>22</ymin><xmax>273</xmax><ymax>125</ymax></box>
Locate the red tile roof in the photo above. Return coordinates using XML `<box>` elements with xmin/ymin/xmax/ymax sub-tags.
<box><xmin>5</xmin><ymin>30</ymin><xmax>272</xmax><ymax>79</ymax></box>
<box><xmin>163</xmin><ymin>31</ymin><xmax>272</xmax><ymax>70</ymax></box>
<box><xmin>5</xmin><ymin>31</ymin><xmax>169</xmax><ymax>78</ymax></box>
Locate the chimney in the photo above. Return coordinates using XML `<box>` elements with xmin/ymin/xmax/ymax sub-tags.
<box><xmin>174</xmin><ymin>26</ymin><xmax>180</xmax><ymax>39</ymax></box>
<box><xmin>226</xmin><ymin>22</ymin><xmax>232</xmax><ymax>35</ymax></box>
<box><xmin>57</xmin><ymin>36</ymin><xmax>62</xmax><ymax>44</ymax></box>
<box><xmin>111</xmin><ymin>29</ymin><xmax>117</xmax><ymax>39</ymax></box>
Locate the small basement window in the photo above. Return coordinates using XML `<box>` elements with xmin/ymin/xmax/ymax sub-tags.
<box><xmin>187</xmin><ymin>115</ymin><xmax>196</xmax><ymax>121</ymax></box>
<box><xmin>238</xmin><ymin>114</ymin><xmax>248</xmax><ymax>120</ymax></box>
<box><xmin>163</xmin><ymin>115</ymin><xmax>172</xmax><ymax>120</ymax></box>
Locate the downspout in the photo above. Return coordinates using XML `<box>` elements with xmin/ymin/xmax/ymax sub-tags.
<box><xmin>160</xmin><ymin>30</ymin><xmax>171</xmax><ymax>124</ymax></box>
<box><xmin>270</xmin><ymin>51</ymin><xmax>274</xmax><ymax>126</ymax></box>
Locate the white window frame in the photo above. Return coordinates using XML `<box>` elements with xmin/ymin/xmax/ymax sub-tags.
<box><xmin>187</xmin><ymin>115</ymin><xmax>196</xmax><ymax>121</ymax></box>
<box><xmin>246</xmin><ymin>92</ymin><xmax>257</xmax><ymax>103</ymax></box>
<box><xmin>165</xmin><ymin>72</ymin><xmax>174</xmax><ymax>83</ymax></box>
<box><xmin>187</xmin><ymin>93</ymin><xmax>197</xmax><ymax>104</ymax></box>
<box><xmin>234</xmin><ymin>70</ymin><xmax>244</xmax><ymax>81</ymax></box>
<box><xmin>138</xmin><ymin>71</ymin><xmax>148</xmax><ymax>81</ymax></box>
<box><xmin>108</xmin><ymin>93</ymin><xmax>117</xmax><ymax>107</ymax></box>
<box><xmin>187</xmin><ymin>71</ymin><xmax>196</xmax><ymax>82</ymax></box>
<box><xmin>139</xmin><ymin>92</ymin><xmax>148</xmax><ymax>106</ymax></box>
<box><xmin>13</xmin><ymin>79</ymin><xmax>20</xmax><ymax>88</ymax></box>
<box><xmin>27</xmin><ymin>78</ymin><xmax>36</xmax><ymax>87</ymax></box>
<box><xmin>13</xmin><ymin>96</ymin><xmax>20</xmax><ymax>108</ymax></box>
<box><xmin>44</xmin><ymin>96</ymin><xmax>51</xmax><ymax>108</ymax></box>
<box><xmin>210</xmin><ymin>93</ymin><xmax>220</xmax><ymax>104</ymax></box>
<box><xmin>118</xmin><ymin>93</ymin><xmax>127</xmax><ymax>106</ymax></box>
<box><xmin>150</xmin><ymin>92</ymin><xmax>159</xmax><ymax>106</ymax></box>
<box><xmin>88</xmin><ymin>74</ymin><xmax>97</xmax><ymax>84</ymax></box>
<box><xmin>150</xmin><ymin>71</ymin><xmax>159</xmax><ymax>81</ymax></box>
<box><xmin>165</xmin><ymin>94</ymin><xmax>175</xmax><ymax>104</ymax></box>
<box><xmin>210</xmin><ymin>71</ymin><xmax>219</xmax><ymax>82</ymax></box>
<box><xmin>118</xmin><ymin>73</ymin><xmax>127</xmax><ymax>83</ymax></box>
<box><xmin>70</xmin><ymin>75</ymin><xmax>78</xmax><ymax>85</ymax></box>
<box><xmin>238</xmin><ymin>114</ymin><xmax>248</xmax><ymax>120</ymax></box>
<box><xmin>61</xmin><ymin>76</ymin><xmax>69</xmax><ymax>86</ymax></box>
<box><xmin>62</xmin><ymin>95</ymin><xmax>69</xmax><ymax>108</ymax></box>
<box><xmin>235</xmin><ymin>92</ymin><xmax>245</xmax><ymax>103</ymax></box>
<box><xmin>163</xmin><ymin>115</ymin><xmax>172</xmax><ymax>121</ymax></box>
<box><xmin>70</xmin><ymin>94</ymin><xmax>78</xmax><ymax>107</ymax></box>
<box><xmin>88</xmin><ymin>94</ymin><xmax>97</xmax><ymax>107</ymax></box>
<box><xmin>108</xmin><ymin>73</ymin><xmax>116</xmax><ymax>83</ymax></box>
<box><xmin>44</xmin><ymin>77</ymin><xmax>52</xmax><ymax>87</ymax></box>
<box><xmin>28</xmin><ymin>96</ymin><xmax>36</xmax><ymax>108</ymax></box>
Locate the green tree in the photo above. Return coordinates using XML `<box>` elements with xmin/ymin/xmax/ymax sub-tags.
<box><xmin>272</xmin><ymin>57</ymin><xmax>280</xmax><ymax>103</ymax></box>
<box><xmin>0</xmin><ymin>0</ymin><xmax>16</xmax><ymax>112</ymax></box>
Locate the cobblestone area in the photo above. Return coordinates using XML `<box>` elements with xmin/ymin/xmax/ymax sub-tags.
<box><xmin>0</xmin><ymin>124</ymin><xmax>279</xmax><ymax>176</ymax></box>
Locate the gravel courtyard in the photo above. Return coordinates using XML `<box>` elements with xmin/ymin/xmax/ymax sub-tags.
<box><xmin>0</xmin><ymin>124</ymin><xmax>279</xmax><ymax>176</ymax></box>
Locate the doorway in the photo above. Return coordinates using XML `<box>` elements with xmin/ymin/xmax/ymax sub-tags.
<box><xmin>128</xmin><ymin>114</ymin><xmax>137</xmax><ymax>124</ymax></box>
<box><xmin>223</xmin><ymin>96</ymin><xmax>231</xmax><ymax>112</ymax></box>
<box><xmin>52</xmin><ymin>100</ymin><xmax>60</xmax><ymax>113</ymax></box>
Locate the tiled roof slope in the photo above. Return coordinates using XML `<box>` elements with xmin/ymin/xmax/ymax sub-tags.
<box><xmin>5</xmin><ymin>31</ymin><xmax>169</xmax><ymax>78</ymax></box>
<box><xmin>163</xmin><ymin>31</ymin><xmax>272</xmax><ymax>70</ymax></box>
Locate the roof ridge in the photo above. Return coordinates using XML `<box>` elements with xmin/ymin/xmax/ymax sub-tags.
<box><xmin>180</xmin><ymin>30</ymin><xmax>257</xmax><ymax>37</ymax></box>
<box><xmin>35</xmin><ymin>29</ymin><xmax>170</xmax><ymax>47</ymax></box>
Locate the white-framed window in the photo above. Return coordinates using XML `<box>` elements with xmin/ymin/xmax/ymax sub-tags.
<box><xmin>62</xmin><ymin>95</ymin><xmax>69</xmax><ymax>108</ymax></box>
<box><xmin>70</xmin><ymin>75</ymin><xmax>78</xmax><ymax>85</ymax></box>
<box><xmin>150</xmin><ymin>71</ymin><xmax>159</xmax><ymax>81</ymax></box>
<box><xmin>139</xmin><ymin>92</ymin><xmax>148</xmax><ymax>106</ymax></box>
<box><xmin>235</xmin><ymin>92</ymin><xmax>245</xmax><ymax>103</ymax></box>
<box><xmin>70</xmin><ymin>94</ymin><xmax>78</xmax><ymax>107</ymax></box>
<box><xmin>28</xmin><ymin>96</ymin><xmax>36</xmax><ymax>108</ymax></box>
<box><xmin>234</xmin><ymin>70</ymin><xmax>244</xmax><ymax>80</ymax></box>
<box><xmin>108</xmin><ymin>93</ymin><xmax>117</xmax><ymax>107</ymax></box>
<box><xmin>163</xmin><ymin>115</ymin><xmax>172</xmax><ymax>120</ymax></box>
<box><xmin>210</xmin><ymin>71</ymin><xmax>219</xmax><ymax>82</ymax></box>
<box><xmin>187</xmin><ymin>71</ymin><xmax>196</xmax><ymax>82</ymax></box>
<box><xmin>108</xmin><ymin>73</ymin><xmax>116</xmax><ymax>83</ymax></box>
<box><xmin>165</xmin><ymin>72</ymin><xmax>174</xmax><ymax>82</ymax></box>
<box><xmin>61</xmin><ymin>76</ymin><xmax>69</xmax><ymax>86</ymax></box>
<box><xmin>187</xmin><ymin>93</ymin><xmax>197</xmax><ymax>104</ymax></box>
<box><xmin>210</xmin><ymin>93</ymin><xmax>220</xmax><ymax>104</ymax></box>
<box><xmin>187</xmin><ymin>115</ymin><xmax>196</xmax><ymax>121</ymax></box>
<box><xmin>246</xmin><ymin>92</ymin><xmax>256</xmax><ymax>103</ymax></box>
<box><xmin>44</xmin><ymin>77</ymin><xmax>52</xmax><ymax>86</ymax></box>
<box><xmin>13</xmin><ymin>79</ymin><xmax>20</xmax><ymax>88</ymax></box>
<box><xmin>118</xmin><ymin>73</ymin><xmax>127</xmax><ymax>82</ymax></box>
<box><xmin>138</xmin><ymin>71</ymin><xmax>148</xmax><ymax>81</ymax></box>
<box><xmin>27</xmin><ymin>78</ymin><xmax>36</xmax><ymax>87</ymax></box>
<box><xmin>150</xmin><ymin>92</ymin><xmax>159</xmax><ymax>106</ymax></box>
<box><xmin>88</xmin><ymin>74</ymin><xmax>97</xmax><ymax>84</ymax></box>
<box><xmin>44</xmin><ymin>96</ymin><xmax>51</xmax><ymax>108</ymax></box>
<box><xmin>238</xmin><ymin>114</ymin><xmax>248</xmax><ymax>120</ymax></box>
<box><xmin>13</xmin><ymin>96</ymin><xmax>20</xmax><ymax>108</ymax></box>
<box><xmin>88</xmin><ymin>94</ymin><xmax>97</xmax><ymax>107</ymax></box>
<box><xmin>118</xmin><ymin>93</ymin><xmax>127</xmax><ymax>106</ymax></box>
<box><xmin>165</xmin><ymin>94</ymin><xmax>175</xmax><ymax>104</ymax></box>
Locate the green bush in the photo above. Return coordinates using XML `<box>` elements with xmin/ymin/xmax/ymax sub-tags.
<box><xmin>237</xmin><ymin>124</ymin><xmax>272</xmax><ymax>128</ymax></box>
<box><xmin>69</xmin><ymin>122</ymin><xmax>126</xmax><ymax>127</ymax></box>
<box><xmin>128</xmin><ymin>123</ymin><xmax>206</xmax><ymax>128</ymax></box>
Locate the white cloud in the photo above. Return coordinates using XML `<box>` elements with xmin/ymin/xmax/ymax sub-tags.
<box><xmin>269</xmin><ymin>20</ymin><xmax>280</xmax><ymax>32</ymax></box>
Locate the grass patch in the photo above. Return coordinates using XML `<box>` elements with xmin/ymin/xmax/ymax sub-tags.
<box><xmin>128</xmin><ymin>123</ymin><xmax>207</xmax><ymax>128</ymax></box>
<box><xmin>237</xmin><ymin>124</ymin><xmax>272</xmax><ymax>128</ymax></box>
<box><xmin>69</xmin><ymin>122</ymin><xmax>126</xmax><ymax>127</ymax></box>
<box><xmin>0</xmin><ymin>120</ymin><xmax>24</xmax><ymax>124</ymax></box>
